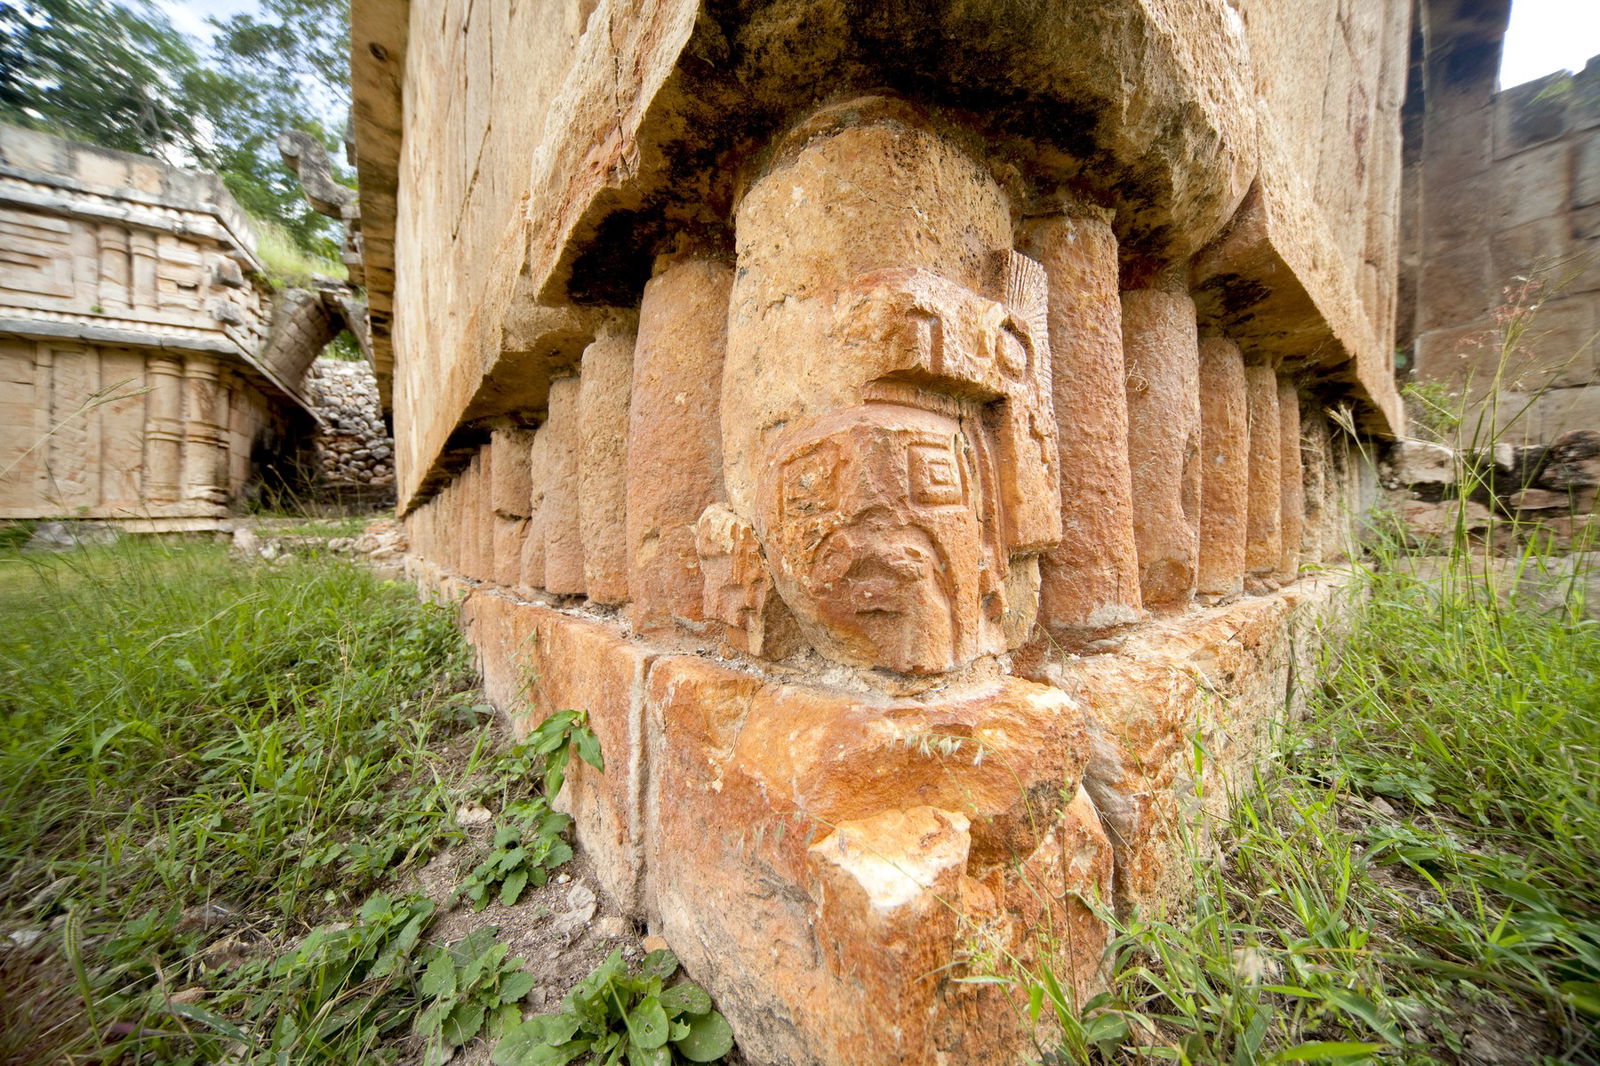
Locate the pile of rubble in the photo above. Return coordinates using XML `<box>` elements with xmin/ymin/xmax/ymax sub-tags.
<box><xmin>304</xmin><ymin>358</ymin><xmax>394</xmax><ymax>487</ymax></box>
<box><xmin>1381</xmin><ymin>430</ymin><xmax>1599</xmax><ymax>544</ymax></box>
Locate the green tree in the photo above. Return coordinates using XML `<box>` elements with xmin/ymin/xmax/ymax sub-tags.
<box><xmin>0</xmin><ymin>0</ymin><xmax>351</xmax><ymax>258</ymax></box>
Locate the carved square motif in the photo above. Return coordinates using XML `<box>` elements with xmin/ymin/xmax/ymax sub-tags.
<box><xmin>909</xmin><ymin>442</ymin><xmax>963</xmax><ymax>506</ymax></box>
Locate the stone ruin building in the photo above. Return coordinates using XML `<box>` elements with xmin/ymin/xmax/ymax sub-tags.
<box><xmin>1403</xmin><ymin>4</ymin><xmax>1600</xmax><ymax>441</ymax></box>
<box><xmin>0</xmin><ymin>124</ymin><xmax>389</xmax><ymax>526</ymax></box>
<box><xmin>342</xmin><ymin>0</ymin><xmax>1441</xmax><ymax>1061</ymax></box>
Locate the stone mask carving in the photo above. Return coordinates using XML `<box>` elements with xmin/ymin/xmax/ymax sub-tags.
<box><xmin>705</xmin><ymin>256</ymin><xmax>1059</xmax><ymax>675</ymax></box>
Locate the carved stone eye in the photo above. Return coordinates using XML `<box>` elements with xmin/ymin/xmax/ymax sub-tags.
<box><xmin>996</xmin><ymin>325</ymin><xmax>1029</xmax><ymax>377</ymax></box>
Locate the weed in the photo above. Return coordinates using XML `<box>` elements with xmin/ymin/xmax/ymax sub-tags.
<box><xmin>492</xmin><ymin>948</ymin><xmax>734</xmax><ymax>1066</ymax></box>
<box><xmin>415</xmin><ymin>926</ymin><xmax>538</xmax><ymax>1065</ymax></box>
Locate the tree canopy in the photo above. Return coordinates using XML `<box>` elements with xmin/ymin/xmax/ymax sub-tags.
<box><xmin>0</xmin><ymin>0</ymin><xmax>351</xmax><ymax>259</ymax></box>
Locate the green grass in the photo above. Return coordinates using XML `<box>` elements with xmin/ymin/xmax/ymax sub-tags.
<box><xmin>1022</xmin><ymin>543</ymin><xmax>1599</xmax><ymax>1065</ymax></box>
<box><xmin>253</xmin><ymin>218</ymin><xmax>346</xmax><ymax>290</ymax></box>
<box><xmin>0</xmin><ymin>540</ymin><xmax>525</xmax><ymax>1062</ymax></box>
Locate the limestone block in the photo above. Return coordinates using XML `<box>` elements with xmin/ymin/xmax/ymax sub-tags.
<box><xmin>626</xmin><ymin>258</ymin><xmax>731</xmax><ymax>633</ymax></box>
<box><xmin>1538</xmin><ymin>429</ymin><xmax>1600</xmax><ymax>488</ymax></box>
<box><xmin>646</xmin><ymin>653</ymin><xmax>1103</xmax><ymax>1066</ymax></box>
<box><xmin>1493</xmin><ymin>73</ymin><xmax>1572</xmax><ymax>160</ymax></box>
<box><xmin>464</xmin><ymin>593</ymin><xmax>655</xmax><ymax>914</ymax></box>
<box><xmin>1278</xmin><ymin>380</ymin><xmax>1304</xmax><ymax>578</ymax></box>
<box><xmin>542</xmin><ymin>377</ymin><xmax>584</xmax><ymax>595</ymax></box>
<box><xmin>1527</xmin><ymin>384</ymin><xmax>1600</xmax><ymax>441</ymax></box>
<box><xmin>1196</xmin><ymin>338</ymin><xmax>1249</xmax><ymax>597</ymax></box>
<box><xmin>1123</xmin><ymin>287</ymin><xmax>1201</xmax><ymax>606</ymax></box>
<box><xmin>520</xmin><ymin>427</ymin><xmax>549</xmax><ymax>594</ymax></box>
<box><xmin>1417</xmin><ymin>235</ymin><xmax>1493</xmax><ymax>333</ymax></box>
<box><xmin>1244</xmin><ymin>364</ymin><xmax>1282</xmax><ymax>576</ymax></box>
<box><xmin>1578</xmin><ymin>131</ymin><xmax>1600</xmax><ymax>210</ymax></box>
<box><xmin>1401</xmin><ymin>498</ymin><xmax>1493</xmax><ymax>538</ymax></box>
<box><xmin>493</xmin><ymin>516</ymin><xmax>525</xmax><ymax>588</ymax></box>
<box><xmin>1020</xmin><ymin>211</ymin><xmax>1144</xmax><ymax>633</ymax></box>
<box><xmin>1383</xmin><ymin>439</ymin><xmax>1457</xmax><ymax>488</ymax></box>
<box><xmin>1509</xmin><ymin>487</ymin><xmax>1571</xmax><ymax>511</ymax></box>
<box><xmin>1491</xmin><ymin>141</ymin><xmax>1572</xmax><ymax>232</ymax></box>
<box><xmin>578</xmin><ymin>323</ymin><xmax>636</xmax><ymax>605</ymax></box>
<box><xmin>490</xmin><ymin>428</ymin><xmax>534</xmax><ymax>518</ymax></box>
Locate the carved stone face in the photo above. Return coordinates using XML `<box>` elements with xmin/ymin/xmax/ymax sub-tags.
<box><xmin>762</xmin><ymin>404</ymin><xmax>986</xmax><ymax>675</ymax></box>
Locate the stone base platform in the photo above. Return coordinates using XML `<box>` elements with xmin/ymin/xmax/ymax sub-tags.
<box><xmin>405</xmin><ymin>555</ymin><xmax>1349</xmax><ymax>1066</ymax></box>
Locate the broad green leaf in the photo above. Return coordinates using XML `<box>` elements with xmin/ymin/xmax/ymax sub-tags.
<box><xmin>626</xmin><ymin>1043</ymin><xmax>671</xmax><ymax>1066</ymax></box>
<box><xmin>627</xmin><ymin>996</ymin><xmax>670</xmax><ymax>1050</ymax></box>
<box><xmin>500</xmin><ymin>971</ymin><xmax>537</xmax><ymax>1005</ymax></box>
<box><xmin>164</xmin><ymin>1001</ymin><xmax>251</xmax><ymax>1043</ymax></box>
<box><xmin>575</xmin><ymin>730</ymin><xmax>604</xmax><ymax>772</ymax></box>
<box><xmin>420</xmin><ymin>951</ymin><xmax>457</xmax><ymax>999</ymax></box>
<box><xmin>659</xmin><ymin>982</ymin><xmax>711</xmax><ymax>1017</ymax></box>
<box><xmin>501</xmin><ymin>868</ymin><xmax>530</xmax><ymax>907</ymax></box>
<box><xmin>638</xmin><ymin>950</ymin><xmax>679</xmax><ymax>981</ymax></box>
<box><xmin>1323</xmin><ymin>987</ymin><xmax>1399</xmax><ymax>1044</ymax></box>
<box><xmin>674</xmin><ymin>1010</ymin><xmax>734</xmax><ymax>1062</ymax></box>
<box><xmin>444</xmin><ymin>1000</ymin><xmax>487</xmax><ymax>1046</ymax></box>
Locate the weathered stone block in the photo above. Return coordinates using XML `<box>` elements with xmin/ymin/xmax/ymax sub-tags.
<box><xmin>542</xmin><ymin>377</ymin><xmax>584</xmax><ymax>595</ymax></box>
<box><xmin>1196</xmin><ymin>337</ymin><xmax>1249</xmax><ymax>597</ymax></box>
<box><xmin>464</xmin><ymin>592</ymin><xmax>654</xmax><ymax>913</ymax></box>
<box><xmin>579</xmin><ymin>322</ymin><xmax>635</xmax><ymax>605</ymax></box>
<box><xmin>1022</xmin><ymin>210</ymin><xmax>1144</xmax><ymax>633</ymax></box>
<box><xmin>1493</xmin><ymin>73</ymin><xmax>1572</xmax><ymax>160</ymax></box>
<box><xmin>1492</xmin><ymin>141</ymin><xmax>1572</xmax><ymax>232</ymax></box>
<box><xmin>1123</xmin><ymin>286</ymin><xmax>1201</xmax><ymax>607</ymax></box>
<box><xmin>646</xmin><ymin>653</ymin><xmax>1105</xmax><ymax>1066</ymax></box>
<box><xmin>1245</xmin><ymin>363</ymin><xmax>1282</xmax><ymax>576</ymax></box>
<box><xmin>626</xmin><ymin>257</ymin><xmax>731</xmax><ymax>633</ymax></box>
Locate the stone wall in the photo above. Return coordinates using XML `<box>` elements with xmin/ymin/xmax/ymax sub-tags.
<box><xmin>303</xmin><ymin>356</ymin><xmax>395</xmax><ymax>490</ymax></box>
<box><xmin>350</xmin><ymin>1</ymin><xmax>1406</xmax><ymax>1061</ymax></box>
<box><xmin>0</xmin><ymin>126</ymin><xmax>328</xmax><ymax>524</ymax></box>
<box><xmin>1408</xmin><ymin>41</ymin><xmax>1600</xmax><ymax>440</ymax></box>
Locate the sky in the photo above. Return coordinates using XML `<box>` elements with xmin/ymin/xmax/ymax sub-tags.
<box><xmin>155</xmin><ymin>0</ymin><xmax>257</xmax><ymax>48</ymax></box>
<box><xmin>1499</xmin><ymin>0</ymin><xmax>1600</xmax><ymax>88</ymax></box>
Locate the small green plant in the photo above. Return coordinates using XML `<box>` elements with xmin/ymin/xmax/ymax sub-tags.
<box><xmin>456</xmin><ymin>800</ymin><xmax>576</xmax><ymax>910</ymax></box>
<box><xmin>415</xmin><ymin>926</ymin><xmax>538</xmax><ymax>1066</ymax></box>
<box><xmin>492</xmin><ymin>949</ymin><xmax>733</xmax><ymax>1066</ymax></box>
<box><xmin>455</xmin><ymin>710</ymin><xmax>602</xmax><ymax>910</ymax></box>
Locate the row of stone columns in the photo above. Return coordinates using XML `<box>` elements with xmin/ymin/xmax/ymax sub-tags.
<box><xmin>409</xmin><ymin>219</ymin><xmax>1317</xmax><ymax>639</ymax></box>
<box><xmin>408</xmin><ymin>255</ymin><xmax>735</xmax><ymax>637</ymax></box>
<box><xmin>139</xmin><ymin>351</ymin><xmax>230</xmax><ymax>509</ymax></box>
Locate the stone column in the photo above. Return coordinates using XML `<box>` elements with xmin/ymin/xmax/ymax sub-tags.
<box><xmin>627</xmin><ymin>256</ymin><xmax>733</xmax><ymax>633</ymax></box>
<box><xmin>520</xmin><ymin>426</ymin><xmax>550</xmax><ymax>594</ymax></box>
<box><xmin>181</xmin><ymin>355</ymin><xmax>228</xmax><ymax>510</ymax></box>
<box><xmin>1019</xmin><ymin>210</ymin><xmax>1143</xmax><ymax>633</ymax></box>
<box><xmin>129</xmin><ymin>231</ymin><xmax>159</xmax><ymax>310</ymax></box>
<box><xmin>491</xmin><ymin>427</ymin><xmax>534</xmax><ymax>588</ymax></box>
<box><xmin>144</xmin><ymin>354</ymin><xmax>185</xmax><ymax>505</ymax></box>
<box><xmin>475</xmin><ymin>446</ymin><xmax>496</xmax><ymax>582</ymax></box>
<box><xmin>97</xmin><ymin>225</ymin><xmax>131</xmax><ymax>312</ymax></box>
<box><xmin>1122</xmin><ymin>280</ymin><xmax>1201</xmax><ymax>608</ymax></box>
<box><xmin>1299</xmin><ymin>409</ymin><xmax>1330</xmax><ymax>566</ymax></box>
<box><xmin>579</xmin><ymin>319</ymin><xmax>636</xmax><ymax>605</ymax></box>
<box><xmin>1196</xmin><ymin>337</ymin><xmax>1248</xmax><ymax>597</ymax></box>
<box><xmin>1244</xmin><ymin>362</ymin><xmax>1282</xmax><ymax>577</ymax></box>
<box><xmin>543</xmin><ymin>376</ymin><xmax>585</xmax><ymax>595</ymax></box>
<box><xmin>1277</xmin><ymin>379</ymin><xmax>1305</xmax><ymax>579</ymax></box>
